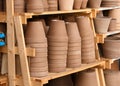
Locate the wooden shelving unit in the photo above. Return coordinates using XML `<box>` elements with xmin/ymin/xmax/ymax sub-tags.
<box><xmin>2</xmin><ymin>0</ymin><xmax>120</xmax><ymax>86</ymax></box>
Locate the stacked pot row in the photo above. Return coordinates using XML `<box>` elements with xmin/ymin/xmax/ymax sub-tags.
<box><xmin>25</xmin><ymin>21</ymin><xmax>48</xmax><ymax>77</ymax></box>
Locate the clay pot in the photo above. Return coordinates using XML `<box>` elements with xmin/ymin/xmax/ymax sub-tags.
<box><xmin>66</xmin><ymin>22</ymin><xmax>81</xmax><ymax>42</ymax></box>
<box><xmin>76</xmin><ymin>16</ymin><xmax>93</xmax><ymax>37</ymax></box>
<box><xmin>75</xmin><ymin>69</ymin><xmax>99</xmax><ymax>86</ymax></box>
<box><xmin>94</xmin><ymin>17</ymin><xmax>111</xmax><ymax>33</ymax></box>
<box><xmin>73</xmin><ymin>0</ymin><xmax>83</xmax><ymax>9</ymax></box>
<box><xmin>49</xmin><ymin>75</ymin><xmax>73</xmax><ymax>86</ymax></box>
<box><xmin>58</xmin><ymin>0</ymin><xmax>74</xmax><ymax>10</ymax></box>
<box><xmin>47</xmin><ymin>20</ymin><xmax>68</xmax><ymax>37</ymax></box>
<box><xmin>30</xmin><ymin>71</ymin><xmax>48</xmax><ymax>77</ymax></box>
<box><xmin>48</xmin><ymin>50</ymin><xmax>67</xmax><ymax>55</ymax></box>
<box><xmin>47</xmin><ymin>36</ymin><xmax>68</xmax><ymax>42</ymax></box>
<box><xmin>42</xmin><ymin>0</ymin><xmax>49</xmax><ymax>11</ymax></box>
<box><xmin>108</xmin><ymin>18</ymin><xmax>117</xmax><ymax>31</ymax></box>
<box><xmin>26</xmin><ymin>0</ymin><xmax>44</xmax><ymax>13</ymax></box>
<box><xmin>48</xmin><ymin>46</ymin><xmax>68</xmax><ymax>51</ymax></box>
<box><xmin>68</xmin><ymin>46</ymin><xmax>81</xmax><ymax>51</ymax></box>
<box><xmin>48</xmin><ymin>54</ymin><xmax>67</xmax><ymax>60</ymax></box>
<box><xmin>48</xmin><ymin>42</ymin><xmax>68</xmax><ymax>47</ymax></box>
<box><xmin>68</xmin><ymin>51</ymin><xmax>81</xmax><ymax>55</ymax></box>
<box><xmin>104</xmin><ymin>70</ymin><xmax>120</xmax><ymax>86</ymax></box>
<box><xmin>25</xmin><ymin>21</ymin><xmax>47</xmax><ymax>43</ymax></box>
<box><xmin>81</xmin><ymin>0</ymin><xmax>88</xmax><ymax>9</ymax></box>
<box><xmin>88</xmin><ymin>0</ymin><xmax>102</xmax><ymax>8</ymax></box>
<box><xmin>97</xmin><ymin>11</ymin><xmax>104</xmax><ymax>17</ymax></box>
<box><xmin>103</xmin><ymin>37</ymin><xmax>120</xmax><ymax>59</ymax></box>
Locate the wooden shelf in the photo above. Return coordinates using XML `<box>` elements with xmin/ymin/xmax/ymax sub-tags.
<box><xmin>0</xmin><ymin>60</ymin><xmax>105</xmax><ymax>85</ymax></box>
<box><xmin>96</xmin><ymin>30</ymin><xmax>120</xmax><ymax>43</ymax></box>
<box><xmin>93</xmin><ymin>6</ymin><xmax>120</xmax><ymax>11</ymax></box>
<box><xmin>0</xmin><ymin>9</ymin><xmax>92</xmax><ymax>24</ymax></box>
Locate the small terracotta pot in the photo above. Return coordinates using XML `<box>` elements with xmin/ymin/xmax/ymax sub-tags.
<box><xmin>88</xmin><ymin>0</ymin><xmax>102</xmax><ymax>8</ymax></box>
<box><xmin>68</xmin><ymin>43</ymin><xmax>81</xmax><ymax>47</ymax></box>
<box><xmin>48</xmin><ymin>46</ymin><xmax>68</xmax><ymax>51</ymax></box>
<box><xmin>75</xmin><ymin>69</ymin><xmax>99</xmax><ymax>86</ymax></box>
<box><xmin>48</xmin><ymin>0</ymin><xmax>58</xmax><ymax>11</ymax></box>
<box><xmin>48</xmin><ymin>66</ymin><xmax>66</xmax><ymax>73</ymax></box>
<box><xmin>68</xmin><ymin>46</ymin><xmax>81</xmax><ymax>51</ymax></box>
<box><xmin>48</xmin><ymin>42</ymin><xmax>68</xmax><ymax>47</ymax></box>
<box><xmin>68</xmin><ymin>51</ymin><xmax>81</xmax><ymax>55</ymax></box>
<box><xmin>58</xmin><ymin>0</ymin><xmax>74</xmax><ymax>10</ymax></box>
<box><xmin>81</xmin><ymin>0</ymin><xmax>88</xmax><ymax>9</ymax></box>
<box><xmin>94</xmin><ymin>17</ymin><xmax>111</xmax><ymax>33</ymax></box>
<box><xmin>48</xmin><ymin>54</ymin><xmax>67</xmax><ymax>60</ymax></box>
<box><xmin>73</xmin><ymin>0</ymin><xmax>83</xmax><ymax>9</ymax></box>
<box><xmin>48</xmin><ymin>50</ymin><xmax>67</xmax><ymax>55</ymax></box>
<box><xmin>30</xmin><ymin>71</ymin><xmax>48</xmax><ymax>77</ymax></box>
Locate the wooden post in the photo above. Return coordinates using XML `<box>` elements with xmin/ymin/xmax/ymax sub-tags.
<box><xmin>6</xmin><ymin>0</ymin><xmax>16</xmax><ymax>86</ymax></box>
<box><xmin>14</xmin><ymin>16</ymin><xmax>32</xmax><ymax>86</ymax></box>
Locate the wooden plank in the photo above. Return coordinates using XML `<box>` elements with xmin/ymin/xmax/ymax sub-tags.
<box><xmin>0</xmin><ymin>46</ymin><xmax>35</xmax><ymax>56</ymax></box>
<box><xmin>96</xmin><ymin>68</ymin><xmax>106</xmax><ymax>86</ymax></box>
<box><xmin>94</xmin><ymin>6</ymin><xmax>120</xmax><ymax>11</ymax></box>
<box><xmin>6</xmin><ymin>0</ymin><xmax>16</xmax><ymax>86</ymax></box>
<box><xmin>14</xmin><ymin>16</ymin><xmax>31</xmax><ymax>86</ymax></box>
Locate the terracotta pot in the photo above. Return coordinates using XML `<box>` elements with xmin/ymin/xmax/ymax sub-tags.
<box><xmin>48</xmin><ymin>42</ymin><xmax>68</xmax><ymax>47</ymax></box>
<box><xmin>103</xmin><ymin>37</ymin><xmax>120</xmax><ymax>59</ymax></box>
<box><xmin>75</xmin><ymin>69</ymin><xmax>99</xmax><ymax>86</ymax></box>
<box><xmin>88</xmin><ymin>0</ymin><xmax>102</xmax><ymax>8</ymax></box>
<box><xmin>68</xmin><ymin>46</ymin><xmax>81</xmax><ymax>51</ymax></box>
<box><xmin>97</xmin><ymin>11</ymin><xmax>104</xmax><ymax>17</ymax></box>
<box><xmin>48</xmin><ymin>46</ymin><xmax>68</xmax><ymax>51</ymax></box>
<box><xmin>30</xmin><ymin>57</ymin><xmax>48</xmax><ymax>63</ymax></box>
<box><xmin>73</xmin><ymin>0</ymin><xmax>83</xmax><ymax>9</ymax></box>
<box><xmin>68</xmin><ymin>43</ymin><xmax>81</xmax><ymax>47</ymax></box>
<box><xmin>66</xmin><ymin>22</ymin><xmax>81</xmax><ymax>42</ymax></box>
<box><xmin>48</xmin><ymin>50</ymin><xmax>67</xmax><ymax>55</ymax></box>
<box><xmin>42</xmin><ymin>0</ymin><xmax>49</xmax><ymax>11</ymax></box>
<box><xmin>47</xmin><ymin>36</ymin><xmax>68</xmax><ymax>42</ymax></box>
<box><xmin>58</xmin><ymin>0</ymin><xmax>74</xmax><ymax>10</ymax></box>
<box><xmin>47</xmin><ymin>20</ymin><xmax>68</xmax><ymax>37</ymax></box>
<box><xmin>48</xmin><ymin>54</ymin><xmax>67</xmax><ymax>60</ymax></box>
<box><xmin>48</xmin><ymin>66</ymin><xmax>66</xmax><ymax>72</ymax></box>
<box><xmin>25</xmin><ymin>21</ymin><xmax>47</xmax><ymax>43</ymax></box>
<box><xmin>27</xmin><ymin>43</ymin><xmax>48</xmax><ymax>48</ymax></box>
<box><xmin>76</xmin><ymin>16</ymin><xmax>93</xmax><ymax>37</ymax></box>
<box><xmin>48</xmin><ymin>59</ymin><xmax>66</xmax><ymax>64</ymax></box>
<box><xmin>49</xmin><ymin>75</ymin><xmax>73</xmax><ymax>86</ymax></box>
<box><xmin>81</xmin><ymin>0</ymin><xmax>88</xmax><ymax>8</ymax></box>
<box><xmin>104</xmin><ymin>70</ymin><xmax>120</xmax><ymax>86</ymax></box>
<box><xmin>94</xmin><ymin>17</ymin><xmax>111</xmax><ymax>33</ymax></box>
<box><xmin>68</xmin><ymin>51</ymin><xmax>81</xmax><ymax>55</ymax></box>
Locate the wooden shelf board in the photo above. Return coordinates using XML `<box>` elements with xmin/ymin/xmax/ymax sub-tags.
<box><xmin>0</xmin><ymin>46</ymin><xmax>35</xmax><ymax>57</ymax></box>
<box><xmin>94</xmin><ymin>6</ymin><xmax>120</xmax><ymax>11</ymax></box>
<box><xmin>0</xmin><ymin>60</ymin><xmax>105</xmax><ymax>85</ymax></box>
<box><xmin>0</xmin><ymin>9</ymin><xmax>92</xmax><ymax>24</ymax></box>
<box><xmin>97</xmin><ymin>30</ymin><xmax>120</xmax><ymax>43</ymax></box>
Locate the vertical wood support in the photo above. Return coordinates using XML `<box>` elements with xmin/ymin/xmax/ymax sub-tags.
<box><xmin>6</xmin><ymin>0</ymin><xmax>16</xmax><ymax>86</ymax></box>
<box><xmin>14</xmin><ymin>16</ymin><xmax>32</xmax><ymax>86</ymax></box>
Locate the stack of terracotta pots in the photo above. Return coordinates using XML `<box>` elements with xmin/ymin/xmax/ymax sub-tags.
<box><xmin>26</xmin><ymin>0</ymin><xmax>44</xmax><ymax>12</ymax></box>
<box><xmin>101</xmin><ymin>0</ymin><xmax>120</xmax><ymax>7</ymax></box>
<box><xmin>66</xmin><ymin>22</ymin><xmax>81</xmax><ymax>68</ymax></box>
<box><xmin>104</xmin><ymin>70</ymin><xmax>120</xmax><ymax>86</ymax></box>
<box><xmin>109</xmin><ymin>9</ymin><xmax>120</xmax><ymax>30</ymax></box>
<box><xmin>47</xmin><ymin>20</ymin><xmax>68</xmax><ymax>73</ymax></box>
<box><xmin>75</xmin><ymin>69</ymin><xmax>99</xmax><ymax>86</ymax></box>
<box><xmin>88</xmin><ymin>0</ymin><xmax>102</xmax><ymax>8</ymax></box>
<box><xmin>102</xmin><ymin>37</ymin><xmax>120</xmax><ymax>59</ymax></box>
<box><xmin>76</xmin><ymin>16</ymin><xmax>96</xmax><ymax>63</ymax></box>
<box><xmin>25</xmin><ymin>21</ymin><xmax>48</xmax><ymax>77</ymax></box>
<box><xmin>58</xmin><ymin>0</ymin><xmax>74</xmax><ymax>10</ymax></box>
<box><xmin>108</xmin><ymin>18</ymin><xmax>117</xmax><ymax>31</ymax></box>
<box><xmin>94</xmin><ymin>17</ymin><xmax>111</xmax><ymax>33</ymax></box>
<box><xmin>14</xmin><ymin>0</ymin><xmax>25</xmax><ymax>13</ymax></box>
<box><xmin>47</xmin><ymin>0</ymin><xmax>58</xmax><ymax>11</ymax></box>
<box><xmin>48</xmin><ymin>75</ymin><xmax>73</xmax><ymax>86</ymax></box>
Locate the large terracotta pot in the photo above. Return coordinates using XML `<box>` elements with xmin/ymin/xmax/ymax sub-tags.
<box><xmin>58</xmin><ymin>0</ymin><xmax>74</xmax><ymax>10</ymax></box>
<box><xmin>81</xmin><ymin>0</ymin><xmax>88</xmax><ymax>8</ymax></box>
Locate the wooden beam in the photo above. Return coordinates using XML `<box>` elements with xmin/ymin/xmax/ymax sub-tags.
<box><xmin>14</xmin><ymin>16</ymin><xmax>31</xmax><ymax>86</ymax></box>
<box><xmin>0</xmin><ymin>46</ymin><xmax>35</xmax><ymax>57</ymax></box>
<box><xmin>6</xmin><ymin>0</ymin><xmax>16</xmax><ymax>86</ymax></box>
